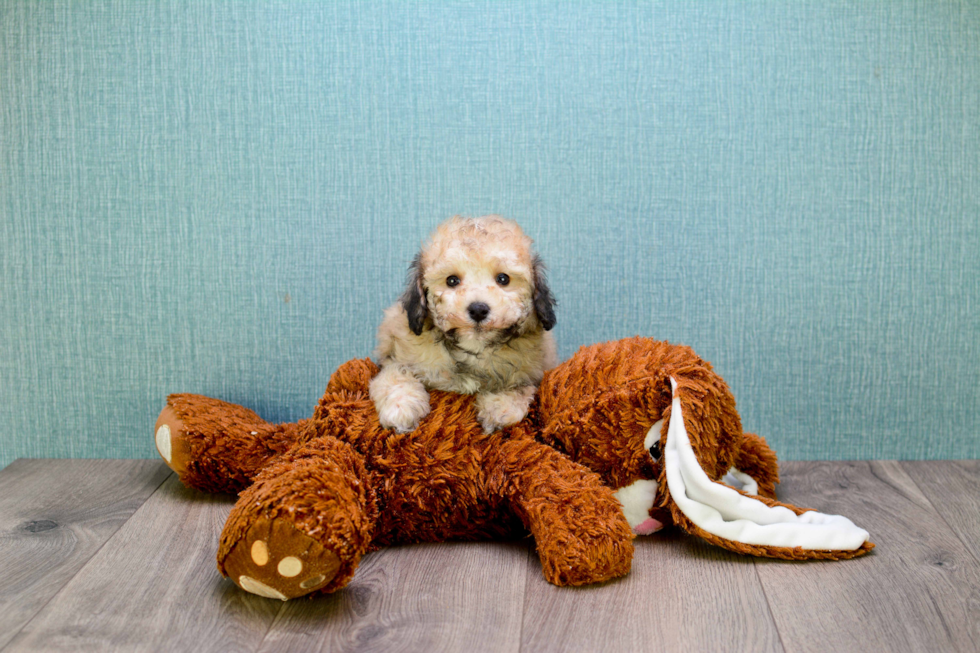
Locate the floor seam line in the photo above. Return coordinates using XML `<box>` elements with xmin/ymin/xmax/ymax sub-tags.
<box><xmin>517</xmin><ymin>543</ymin><xmax>532</xmax><ymax>653</ymax></box>
<box><xmin>255</xmin><ymin>600</ymin><xmax>292</xmax><ymax>653</ymax></box>
<box><xmin>0</xmin><ymin>463</ymin><xmax>174</xmax><ymax>651</ymax></box>
<box><xmin>898</xmin><ymin>461</ymin><xmax>980</xmax><ymax>568</ymax></box>
<box><xmin>753</xmin><ymin>558</ymin><xmax>789</xmax><ymax>653</ymax></box>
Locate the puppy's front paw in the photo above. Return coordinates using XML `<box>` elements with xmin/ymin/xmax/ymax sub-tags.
<box><xmin>369</xmin><ymin>369</ymin><xmax>431</xmax><ymax>433</ymax></box>
<box><xmin>378</xmin><ymin>399</ymin><xmax>430</xmax><ymax>433</ymax></box>
<box><xmin>475</xmin><ymin>386</ymin><xmax>536</xmax><ymax>433</ymax></box>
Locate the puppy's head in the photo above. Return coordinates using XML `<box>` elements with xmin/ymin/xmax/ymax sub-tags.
<box><xmin>401</xmin><ymin>216</ymin><xmax>556</xmax><ymax>341</ymax></box>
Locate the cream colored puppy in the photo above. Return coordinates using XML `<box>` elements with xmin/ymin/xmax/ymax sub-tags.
<box><xmin>370</xmin><ymin>216</ymin><xmax>557</xmax><ymax>434</ymax></box>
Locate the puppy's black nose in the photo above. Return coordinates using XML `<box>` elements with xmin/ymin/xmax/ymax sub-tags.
<box><xmin>467</xmin><ymin>302</ymin><xmax>491</xmax><ymax>323</ymax></box>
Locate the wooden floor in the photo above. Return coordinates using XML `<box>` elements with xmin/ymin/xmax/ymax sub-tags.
<box><xmin>1</xmin><ymin>459</ymin><xmax>978</xmax><ymax>652</ymax></box>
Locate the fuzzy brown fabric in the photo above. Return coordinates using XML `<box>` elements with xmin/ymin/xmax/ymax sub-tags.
<box><xmin>537</xmin><ymin>338</ymin><xmax>872</xmax><ymax>560</ymax></box>
<box><xmin>155</xmin><ymin>337</ymin><xmax>871</xmax><ymax>600</ymax></box>
<box><xmin>538</xmin><ymin>337</ymin><xmax>744</xmax><ymax>489</ymax></box>
<box><xmin>160</xmin><ymin>357</ymin><xmax>635</xmax><ymax>598</ymax></box>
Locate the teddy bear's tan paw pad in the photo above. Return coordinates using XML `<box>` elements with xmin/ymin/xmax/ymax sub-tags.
<box><xmin>237</xmin><ymin>575</ymin><xmax>287</xmax><ymax>600</ymax></box>
<box><xmin>224</xmin><ymin>518</ymin><xmax>340</xmax><ymax>600</ymax></box>
<box><xmin>154</xmin><ymin>406</ymin><xmax>192</xmax><ymax>475</ymax></box>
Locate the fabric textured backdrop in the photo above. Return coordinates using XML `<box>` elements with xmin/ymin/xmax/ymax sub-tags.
<box><xmin>1</xmin><ymin>1</ymin><xmax>978</xmax><ymax>467</ymax></box>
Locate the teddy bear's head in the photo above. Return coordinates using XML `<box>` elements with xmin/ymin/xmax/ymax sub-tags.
<box><xmin>536</xmin><ymin>337</ymin><xmax>741</xmax><ymax>534</ymax></box>
<box><xmin>536</xmin><ymin>337</ymin><xmax>873</xmax><ymax>558</ymax></box>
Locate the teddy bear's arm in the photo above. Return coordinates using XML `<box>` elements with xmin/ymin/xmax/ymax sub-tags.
<box><xmin>155</xmin><ymin>359</ymin><xmax>382</xmax><ymax>495</ymax></box>
<box><xmin>155</xmin><ymin>394</ymin><xmax>317</xmax><ymax>494</ymax></box>
<box><xmin>217</xmin><ymin>435</ymin><xmax>379</xmax><ymax>600</ymax></box>
<box><xmin>492</xmin><ymin>437</ymin><xmax>635</xmax><ymax>586</ymax></box>
<box><xmin>731</xmin><ymin>432</ymin><xmax>780</xmax><ymax>500</ymax></box>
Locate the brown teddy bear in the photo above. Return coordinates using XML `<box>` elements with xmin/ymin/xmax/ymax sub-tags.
<box><xmin>154</xmin><ymin>337</ymin><xmax>872</xmax><ymax>600</ymax></box>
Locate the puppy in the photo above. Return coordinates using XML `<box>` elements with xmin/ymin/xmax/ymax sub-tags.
<box><xmin>370</xmin><ymin>216</ymin><xmax>557</xmax><ymax>434</ymax></box>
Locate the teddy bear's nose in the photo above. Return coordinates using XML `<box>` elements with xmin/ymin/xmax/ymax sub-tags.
<box><xmin>467</xmin><ymin>302</ymin><xmax>490</xmax><ymax>323</ymax></box>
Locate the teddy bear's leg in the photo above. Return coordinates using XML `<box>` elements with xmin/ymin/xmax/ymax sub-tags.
<box><xmin>154</xmin><ymin>393</ymin><xmax>314</xmax><ymax>494</ymax></box>
<box><xmin>732</xmin><ymin>432</ymin><xmax>780</xmax><ymax>500</ymax></box>
<box><xmin>495</xmin><ymin>438</ymin><xmax>635</xmax><ymax>586</ymax></box>
<box><xmin>217</xmin><ymin>436</ymin><xmax>377</xmax><ymax>600</ymax></box>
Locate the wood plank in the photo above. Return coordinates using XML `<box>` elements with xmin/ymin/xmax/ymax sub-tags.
<box><xmin>5</xmin><ymin>474</ymin><xmax>282</xmax><ymax>653</ymax></box>
<box><xmin>258</xmin><ymin>541</ymin><xmax>529</xmax><ymax>653</ymax></box>
<box><xmin>521</xmin><ymin>529</ymin><xmax>784</xmax><ymax>652</ymax></box>
<box><xmin>755</xmin><ymin>460</ymin><xmax>980</xmax><ymax>652</ymax></box>
<box><xmin>0</xmin><ymin>459</ymin><xmax>170</xmax><ymax>649</ymax></box>
<box><xmin>902</xmin><ymin>460</ymin><xmax>980</xmax><ymax>565</ymax></box>
<box><xmin>6</xmin><ymin>459</ymin><xmax>976</xmax><ymax>652</ymax></box>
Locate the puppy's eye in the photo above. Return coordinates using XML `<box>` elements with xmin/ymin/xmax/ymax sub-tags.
<box><xmin>649</xmin><ymin>440</ymin><xmax>662</xmax><ymax>461</ymax></box>
<box><xmin>495</xmin><ymin>273</ymin><xmax>510</xmax><ymax>286</ymax></box>
<box><xmin>446</xmin><ymin>275</ymin><xmax>460</xmax><ymax>288</ymax></box>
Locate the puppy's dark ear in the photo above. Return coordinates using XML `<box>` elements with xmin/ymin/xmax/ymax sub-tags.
<box><xmin>532</xmin><ymin>255</ymin><xmax>557</xmax><ymax>331</ymax></box>
<box><xmin>400</xmin><ymin>254</ymin><xmax>428</xmax><ymax>336</ymax></box>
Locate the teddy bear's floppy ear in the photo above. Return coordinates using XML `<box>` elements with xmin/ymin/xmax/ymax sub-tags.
<box><xmin>662</xmin><ymin>378</ymin><xmax>874</xmax><ymax>559</ymax></box>
<box><xmin>400</xmin><ymin>254</ymin><xmax>428</xmax><ymax>336</ymax></box>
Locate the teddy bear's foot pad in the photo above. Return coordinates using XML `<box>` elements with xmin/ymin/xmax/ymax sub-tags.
<box><xmin>154</xmin><ymin>406</ymin><xmax>193</xmax><ymax>475</ymax></box>
<box><xmin>223</xmin><ymin>517</ymin><xmax>340</xmax><ymax>600</ymax></box>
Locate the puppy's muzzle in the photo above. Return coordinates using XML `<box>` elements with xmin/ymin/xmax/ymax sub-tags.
<box><xmin>467</xmin><ymin>302</ymin><xmax>491</xmax><ymax>324</ymax></box>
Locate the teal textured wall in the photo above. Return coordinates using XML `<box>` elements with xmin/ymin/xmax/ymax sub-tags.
<box><xmin>2</xmin><ymin>1</ymin><xmax>978</xmax><ymax>467</ymax></box>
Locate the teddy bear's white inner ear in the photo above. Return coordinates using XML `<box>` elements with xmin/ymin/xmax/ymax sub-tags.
<box><xmin>664</xmin><ymin>377</ymin><xmax>870</xmax><ymax>550</ymax></box>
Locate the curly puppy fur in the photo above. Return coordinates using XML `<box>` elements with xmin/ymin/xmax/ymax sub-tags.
<box><xmin>371</xmin><ymin>216</ymin><xmax>557</xmax><ymax>433</ymax></box>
